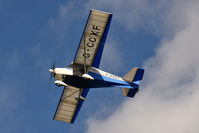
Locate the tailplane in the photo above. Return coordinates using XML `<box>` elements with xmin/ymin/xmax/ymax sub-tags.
<box><xmin>122</xmin><ymin>67</ymin><xmax>144</xmax><ymax>98</ymax></box>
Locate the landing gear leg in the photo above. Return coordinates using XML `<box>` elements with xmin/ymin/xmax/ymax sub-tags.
<box><xmin>75</xmin><ymin>88</ymin><xmax>85</xmax><ymax>101</ymax></box>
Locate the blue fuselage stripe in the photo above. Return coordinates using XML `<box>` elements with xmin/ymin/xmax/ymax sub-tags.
<box><xmin>88</xmin><ymin>71</ymin><xmax>129</xmax><ymax>85</ymax></box>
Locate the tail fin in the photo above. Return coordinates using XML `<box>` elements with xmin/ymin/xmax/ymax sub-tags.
<box><xmin>123</xmin><ymin>67</ymin><xmax>144</xmax><ymax>83</ymax></box>
<box><xmin>122</xmin><ymin>67</ymin><xmax>144</xmax><ymax>98</ymax></box>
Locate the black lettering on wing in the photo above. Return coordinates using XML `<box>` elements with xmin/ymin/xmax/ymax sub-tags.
<box><xmin>92</xmin><ymin>25</ymin><xmax>100</xmax><ymax>30</ymax></box>
<box><xmin>83</xmin><ymin>53</ymin><xmax>90</xmax><ymax>58</ymax></box>
<box><xmin>90</xmin><ymin>30</ymin><xmax>99</xmax><ymax>36</ymax></box>
<box><xmin>87</xmin><ymin>43</ymin><xmax>94</xmax><ymax>47</ymax></box>
<box><xmin>89</xmin><ymin>37</ymin><xmax>96</xmax><ymax>42</ymax></box>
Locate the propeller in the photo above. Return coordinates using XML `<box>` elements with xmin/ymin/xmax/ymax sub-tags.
<box><xmin>49</xmin><ymin>63</ymin><xmax>56</xmax><ymax>81</ymax></box>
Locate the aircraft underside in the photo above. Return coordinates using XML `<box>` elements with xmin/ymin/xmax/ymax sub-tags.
<box><xmin>63</xmin><ymin>75</ymin><xmax>132</xmax><ymax>88</ymax></box>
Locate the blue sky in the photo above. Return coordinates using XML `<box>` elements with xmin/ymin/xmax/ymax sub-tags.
<box><xmin>1</xmin><ymin>0</ymin><xmax>199</xmax><ymax>133</ymax></box>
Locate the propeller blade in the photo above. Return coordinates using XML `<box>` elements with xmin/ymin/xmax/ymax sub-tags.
<box><xmin>49</xmin><ymin>62</ymin><xmax>56</xmax><ymax>81</ymax></box>
<box><xmin>50</xmin><ymin>72</ymin><xmax>53</xmax><ymax>81</ymax></box>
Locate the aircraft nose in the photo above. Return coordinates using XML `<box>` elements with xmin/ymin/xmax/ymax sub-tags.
<box><xmin>49</xmin><ymin>69</ymin><xmax>54</xmax><ymax>73</ymax></box>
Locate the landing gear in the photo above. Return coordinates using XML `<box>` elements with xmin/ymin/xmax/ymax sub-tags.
<box><xmin>62</xmin><ymin>87</ymin><xmax>85</xmax><ymax>101</ymax></box>
<box><xmin>54</xmin><ymin>80</ymin><xmax>67</xmax><ymax>87</ymax></box>
<box><xmin>75</xmin><ymin>88</ymin><xmax>85</xmax><ymax>101</ymax></box>
<box><xmin>75</xmin><ymin>96</ymin><xmax>85</xmax><ymax>101</ymax></box>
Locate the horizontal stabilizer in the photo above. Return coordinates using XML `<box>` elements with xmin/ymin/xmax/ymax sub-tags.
<box><xmin>122</xmin><ymin>87</ymin><xmax>139</xmax><ymax>98</ymax></box>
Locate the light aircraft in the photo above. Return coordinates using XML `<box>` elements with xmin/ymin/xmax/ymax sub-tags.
<box><xmin>49</xmin><ymin>9</ymin><xmax>144</xmax><ymax>124</ymax></box>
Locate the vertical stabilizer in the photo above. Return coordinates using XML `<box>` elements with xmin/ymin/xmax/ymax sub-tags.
<box><xmin>122</xmin><ymin>67</ymin><xmax>144</xmax><ymax>98</ymax></box>
<box><xmin>123</xmin><ymin>67</ymin><xmax>144</xmax><ymax>83</ymax></box>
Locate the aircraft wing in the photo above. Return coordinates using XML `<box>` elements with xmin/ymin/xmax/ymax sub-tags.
<box><xmin>73</xmin><ymin>9</ymin><xmax>112</xmax><ymax>71</ymax></box>
<box><xmin>53</xmin><ymin>85</ymin><xmax>89</xmax><ymax>123</ymax></box>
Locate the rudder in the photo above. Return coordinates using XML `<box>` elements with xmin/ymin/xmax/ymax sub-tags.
<box><xmin>123</xmin><ymin>67</ymin><xmax>144</xmax><ymax>83</ymax></box>
<box><xmin>122</xmin><ymin>67</ymin><xmax>144</xmax><ymax>98</ymax></box>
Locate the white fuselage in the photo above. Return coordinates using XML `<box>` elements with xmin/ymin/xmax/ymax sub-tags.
<box><xmin>49</xmin><ymin>66</ymin><xmax>131</xmax><ymax>88</ymax></box>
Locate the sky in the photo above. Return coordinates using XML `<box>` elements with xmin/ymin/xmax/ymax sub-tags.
<box><xmin>0</xmin><ymin>0</ymin><xmax>199</xmax><ymax>133</ymax></box>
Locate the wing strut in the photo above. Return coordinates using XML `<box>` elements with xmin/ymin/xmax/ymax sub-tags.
<box><xmin>64</xmin><ymin>89</ymin><xmax>79</xmax><ymax>100</ymax></box>
<box><xmin>83</xmin><ymin>34</ymin><xmax>87</xmax><ymax>74</ymax></box>
<box><xmin>61</xmin><ymin>87</ymin><xmax>84</xmax><ymax>101</ymax></box>
<box><xmin>53</xmin><ymin>86</ymin><xmax>89</xmax><ymax>123</ymax></box>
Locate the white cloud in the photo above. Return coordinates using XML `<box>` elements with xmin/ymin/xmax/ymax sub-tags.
<box><xmin>86</xmin><ymin>1</ymin><xmax>199</xmax><ymax>133</ymax></box>
<box><xmin>50</xmin><ymin>0</ymin><xmax>194</xmax><ymax>39</ymax></box>
<box><xmin>85</xmin><ymin>0</ymin><xmax>193</xmax><ymax>37</ymax></box>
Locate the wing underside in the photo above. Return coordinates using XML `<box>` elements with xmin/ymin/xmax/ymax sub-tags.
<box><xmin>73</xmin><ymin>9</ymin><xmax>112</xmax><ymax>71</ymax></box>
<box><xmin>53</xmin><ymin>85</ymin><xmax>89</xmax><ymax>123</ymax></box>
<box><xmin>53</xmin><ymin>10</ymin><xmax>112</xmax><ymax>123</ymax></box>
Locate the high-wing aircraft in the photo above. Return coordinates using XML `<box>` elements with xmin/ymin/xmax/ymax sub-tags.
<box><xmin>49</xmin><ymin>9</ymin><xmax>144</xmax><ymax>124</ymax></box>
